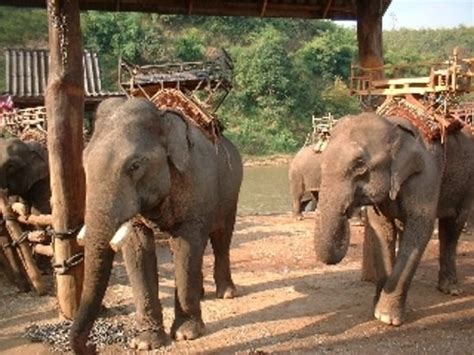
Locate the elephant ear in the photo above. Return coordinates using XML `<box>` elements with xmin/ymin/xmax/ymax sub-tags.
<box><xmin>162</xmin><ymin>111</ymin><xmax>192</xmax><ymax>173</ymax></box>
<box><xmin>389</xmin><ymin>122</ymin><xmax>424</xmax><ymax>200</ymax></box>
<box><xmin>25</xmin><ymin>141</ymin><xmax>49</xmax><ymax>190</ymax></box>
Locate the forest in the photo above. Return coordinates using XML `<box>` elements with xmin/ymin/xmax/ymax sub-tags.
<box><xmin>0</xmin><ymin>6</ymin><xmax>473</xmax><ymax>154</ymax></box>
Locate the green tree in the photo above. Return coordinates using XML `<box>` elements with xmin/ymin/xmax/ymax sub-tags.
<box><xmin>174</xmin><ymin>29</ymin><xmax>205</xmax><ymax>61</ymax></box>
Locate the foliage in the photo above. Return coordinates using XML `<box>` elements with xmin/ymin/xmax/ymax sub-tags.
<box><xmin>173</xmin><ymin>28</ymin><xmax>205</xmax><ymax>61</ymax></box>
<box><xmin>0</xmin><ymin>6</ymin><xmax>472</xmax><ymax>154</ymax></box>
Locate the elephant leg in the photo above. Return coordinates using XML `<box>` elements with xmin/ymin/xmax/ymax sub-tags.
<box><xmin>364</xmin><ymin>207</ymin><xmax>397</xmax><ymax>300</ymax></box>
<box><xmin>170</xmin><ymin>222</ymin><xmax>207</xmax><ymax>341</ymax></box>
<box><xmin>122</xmin><ymin>224</ymin><xmax>167</xmax><ymax>350</ymax></box>
<box><xmin>374</xmin><ymin>216</ymin><xmax>435</xmax><ymax>326</ymax></box>
<box><xmin>311</xmin><ymin>191</ymin><xmax>319</xmax><ymax>211</ymax></box>
<box><xmin>210</xmin><ymin>213</ymin><xmax>237</xmax><ymax>299</ymax></box>
<box><xmin>438</xmin><ymin>216</ymin><xmax>464</xmax><ymax>295</ymax></box>
<box><xmin>290</xmin><ymin>178</ymin><xmax>305</xmax><ymax>220</ymax></box>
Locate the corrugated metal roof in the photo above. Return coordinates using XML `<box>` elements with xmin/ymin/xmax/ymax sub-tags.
<box><xmin>1</xmin><ymin>0</ymin><xmax>392</xmax><ymax>20</ymax></box>
<box><xmin>4</xmin><ymin>48</ymin><xmax>122</xmax><ymax>108</ymax></box>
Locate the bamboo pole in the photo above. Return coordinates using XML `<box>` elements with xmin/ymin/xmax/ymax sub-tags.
<box><xmin>46</xmin><ymin>1</ymin><xmax>85</xmax><ymax>319</ymax></box>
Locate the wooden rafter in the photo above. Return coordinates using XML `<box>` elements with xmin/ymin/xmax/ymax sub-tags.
<box><xmin>260</xmin><ymin>0</ymin><xmax>268</xmax><ymax>17</ymax></box>
<box><xmin>323</xmin><ymin>0</ymin><xmax>334</xmax><ymax>18</ymax></box>
<box><xmin>187</xmin><ymin>0</ymin><xmax>194</xmax><ymax>15</ymax></box>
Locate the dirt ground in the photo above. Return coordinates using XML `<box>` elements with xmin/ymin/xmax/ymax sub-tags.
<box><xmin>0</xmin><ymin>212</ymin><xmax>473</xmax><ymax>354</ymax></box>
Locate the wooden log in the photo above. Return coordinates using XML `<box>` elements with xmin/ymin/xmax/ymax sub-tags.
<box><xmin>46</xmin><ymin>0</ymin><xmax>85</xmax><ymax>319</ymax></box>
<box><xmin>0</xmin><ymin>234</ymin><xmax>30</xmax><ymax>292</ymax></box>
<box><xmin>33</xmin><ymin>244</ymin><xmax>54</xmax><ymax>258</ymax></box>
<box><xmin>27</xmin><ymin>230</ymin><xmax>49</xmax><ymax>244</ymax></box>
<box><xmin>361</xmin><ymin>230</ymin><xmax>376</xmax><ymax>282</ymax></box>
<box><xmin>11</xmin><ymin>202</ymin><xmax>28</xmax><ymax>217</ymax></box>
<box><xmin>17</xmin><ymin>214</ymin><xmax>53</xmax><ymax>227</ymax></box>
<box><xmin>0</xmin><ymin>190</ymin><xmax>46</xmax><ymax>295</ymax></box>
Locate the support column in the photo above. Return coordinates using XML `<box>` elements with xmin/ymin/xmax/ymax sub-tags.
<box><xmin>357</xmin><ymin>0</ymin><xmax>385</xmax><ymax>282</ymax></box>
<box><xmin>357</xmin><ymin>0</ymin><xmax>384</xmax><ymax>76</ymax></box>
<box><xmin>46</xmin><ymin>0</ymin><xmax>85</xmax><ymax>319</ymax></box>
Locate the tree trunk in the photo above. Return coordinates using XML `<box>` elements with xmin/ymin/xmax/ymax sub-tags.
<box><xmin>357</xmin><ymin>0</ymin><xmax>384</xmax><ymax>281</ymax></box>
<box><xmin>46</xmin><ymin>0</ymin><xmax>86</xmax><ymax>319</ymax></box>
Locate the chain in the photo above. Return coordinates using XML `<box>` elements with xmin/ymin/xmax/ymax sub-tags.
<box><xmin>51</xmin><ymin>225</ymin><xmax>82</xmax><ymax>240</ymax></box>
<box><xmin>53</xmin><ymin>252</ymin><xmax>84</xmax><ymax>275</ymax></box>
<box><xmin>2</xmin><ymin>231</ymin><xmax>29</xmax><ymax>249</ymax></box>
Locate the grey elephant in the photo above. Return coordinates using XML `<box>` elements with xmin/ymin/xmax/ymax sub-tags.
<box><xmin>0</xmin><ymin>138</ymin><xmax>50</xmax><ymax>214</ymax></box>
<box><xmin>315</xmin><ymin>112</ymin><xmax>474</xmax><ymax>326</ymax></box>
<box><xmin>70</xmin><ymin>98</ymin><xmax>243</xmax><ymax>353</ymax></box>
<box><xmin>288</xmin><ymin>146</ymin><xmax>322</xmax><ymax>219</ymax></box>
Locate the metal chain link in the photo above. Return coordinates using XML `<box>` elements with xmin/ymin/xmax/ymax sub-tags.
<box><xmin>3</xmin><ymin>231</ymin><xmax>30</xmax><ymax>249</ymax></box>
<box><xmin>53</xmin><ymin>252</ymin><xmax>84</xmax><ymax>275</ymax></box>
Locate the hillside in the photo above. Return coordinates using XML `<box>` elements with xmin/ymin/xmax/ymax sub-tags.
<box><xmin>1</xmin><ymin>6</ymin><xmax>472</xmax><ymax>154</ymax></box>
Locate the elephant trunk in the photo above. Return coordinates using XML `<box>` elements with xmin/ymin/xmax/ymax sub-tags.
<box><xmin>315</xmin><ymin>184</ymin><xmax>351</xmax><ymax>265</ymax></box>
<box><xmin>70</xmin><ymin>218</ymin><xmax>116</xmax><ymax>353</ymax></box>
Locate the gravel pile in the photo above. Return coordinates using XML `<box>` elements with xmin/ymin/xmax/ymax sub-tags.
<box><xmin>24</xmin><ymin>318</ymin><xmax>133</xmax><ymax>352</ymax></box>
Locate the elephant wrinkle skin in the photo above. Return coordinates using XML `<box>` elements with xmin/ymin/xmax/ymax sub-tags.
<box><xmin>288</xmin><ymin>146</ymin><xmax>322</xmax><ymax>220</ymax></box>
<box><xmin>0</xmin><ymin>138</ymin><xmax>51</xmax><ymax>215</ymax></box>
<box><xmin>70</xmin><ymin>97</ymin><xmax>243</xmax><ymax>353</ymax></box>
<box><xmin>316</xmin><ymin>112</ymin><xmax>474</xmax><ymax>327</ymax></box>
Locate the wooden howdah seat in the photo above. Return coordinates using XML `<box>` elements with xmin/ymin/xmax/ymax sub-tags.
<box><xmin>350</xmin><ymin>49</ymin><xmax>474</xmax><ymax>142</ymax></box>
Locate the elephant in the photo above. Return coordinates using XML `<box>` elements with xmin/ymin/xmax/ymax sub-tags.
<box><xmin>70</xmin><ymin>97</ymin><xmax>243</xmax><ymax>353</ymax></box>
<box><xmin>315</xmin><ymin>112</ymin><xmax>474</xmax><ymax>326</ymax></box>
<box><xmin>0</xmin><ymin>138</ymin><xmax>50</xmax><ymax>214</ymax></box>
<box><xmin>288</xmin><ymin>146</ymin><xmax>322</xmax><ymax>219</ymax></box>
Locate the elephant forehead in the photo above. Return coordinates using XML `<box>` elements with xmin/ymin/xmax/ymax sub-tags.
<box><xmin>85</xmin><ymin>137</ymin><xmax>136</xmax><ymax>169</ymax></box>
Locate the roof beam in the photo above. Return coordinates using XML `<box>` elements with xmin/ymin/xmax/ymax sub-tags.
<box><xmin>323</xmin><ymin>0</ymin><xmax>334</xmax><ymax>18</ymax></box>
<box><xmin>261</xmin><ymin>0</ymin><xmax>268</xmax><ymax>17</ymax></box>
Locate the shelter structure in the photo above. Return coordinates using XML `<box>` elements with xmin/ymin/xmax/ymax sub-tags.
<box><xmin>4</xmin><ymin>48</ymin><xmax>121</xmax><ymax>110</ymax></box>
<box><xmin>0</xmin><ymin>0</ymin><xmax>392</xmax><ymax>318</ymax></box>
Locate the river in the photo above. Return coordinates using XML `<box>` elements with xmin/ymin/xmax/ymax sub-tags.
<box><xmin>237</xmin><ymin>164</ymin><xmax>291</xmax><ymax>215</ymax></box>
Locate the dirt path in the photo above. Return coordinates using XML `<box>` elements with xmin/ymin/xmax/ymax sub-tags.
<box><xmin>1</xmin><ymin>212</ymin><xmax>473</xmax><ymax>354</ymax></box>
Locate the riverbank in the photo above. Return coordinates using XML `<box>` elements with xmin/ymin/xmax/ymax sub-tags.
<box><xmin>242</xmin><ymin>154</ymin><xmax>293</xmax><ymax>167</ymax></box>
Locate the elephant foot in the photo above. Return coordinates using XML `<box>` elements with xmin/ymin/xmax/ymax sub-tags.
<box><xmin>71</xmin><ymin>335</ymin><xmax>96</xmax><ymax>355</ymax></box>
<box><xmin>171</xmin><ymin>317</ymin><xmax>205</xmax><ymax>341</ymax></box>
<box><xmin>438</xmin><ymin>278</ymin><xmax>462</xmax><ymax>296</ymax></box>
<box><xmin>374</xmin><ymin>292</ymin><xmax>405</xmax><ymax>326</ymax></box>
<box><xmin>216</xmin><ymin>283</ymin><xmax>237</xmax><ymax>299</ymax></box>
<box><xmin>294</xmin><ymin>214</ymin><xmax>304</xmax><ymax>221</ymax></box>
<box><xmin>129</xmin><ymin>329</ymin><xmax>168</xmax><ymax>350</ymax></box>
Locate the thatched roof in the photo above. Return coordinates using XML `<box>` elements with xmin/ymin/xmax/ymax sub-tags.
<box><xmin>1</xmin><ymin>0</ymin><xmax>391</xmax><ymax>20</ymax></box>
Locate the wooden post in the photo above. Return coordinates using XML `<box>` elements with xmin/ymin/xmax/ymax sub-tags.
<box><xmin>356</xmin><ymin>0</ymin><xmax>385</xmax><ymax>282</ymax></box>
<box><xmin>46</xmin><ymin>0</ymin><xmax>86</xmax><ymax>319</ymax></box>
<box><xmin>356</xmin><ymin>0</ymin><xmax>385</xmax><ymax>77</ymax></box>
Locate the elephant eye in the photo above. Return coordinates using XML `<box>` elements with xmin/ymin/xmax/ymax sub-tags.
<box><xmin>128</xmin><ymin>161</ymin><xmax>141</xmax><ymax>173</ymax></box>
<box><xmin>352</xmin><ymin>158</ymin><xmax>367</xmax><ymax>176</ymax></box>
<box><xmin>5</xmin><ymin>161</ymin><xmax>17</xmax><ymax>173</ymax></box>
